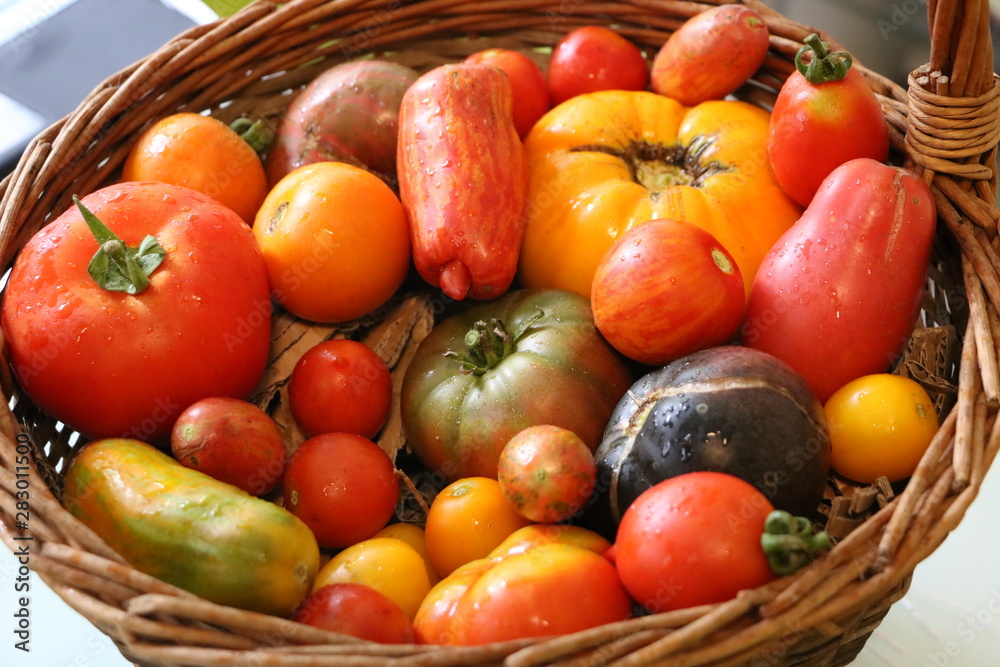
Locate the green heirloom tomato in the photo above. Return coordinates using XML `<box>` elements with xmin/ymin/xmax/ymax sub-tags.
<box><xmin>401</xmin><ymin>289</ymin><xmax>633</xmax><ymax>481</ymax></box>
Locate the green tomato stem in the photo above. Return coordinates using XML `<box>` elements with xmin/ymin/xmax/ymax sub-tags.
<box><xmin>230</xmin><ymin>117</ymin><xmax>274</xmax><ymax>156</ymax></box>
<box><xmin>760</xmin><ymin>509</ymin><xmax>831</xmax><ymax>577</ymax></box>
<box><xmin>794</xmin><ymin>33</ymin><xmax>853</xmax><ymax>84</ymax></box>
<box><xmin>75</xmin><ymin>195</ymin><xmax>165</xmax><ymax>295</ymax></box>
<box><xmin>445</xmin><ymin>309</ymin><xmax>545</xmax><ymax>375</ymax></box>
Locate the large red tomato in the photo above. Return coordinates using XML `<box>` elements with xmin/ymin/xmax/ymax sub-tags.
<box><xmin>1</xmin><ymin>182</ymin><xmax>272</xmax><ymax>443</ymax></box>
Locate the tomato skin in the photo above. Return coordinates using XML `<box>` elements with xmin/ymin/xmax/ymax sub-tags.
<box><xmin>614</xmin><ymin>471</ymin><xmax>776</xmax><ymax>612</ymax></box>
<box><xmin>171</xmin><ymin>397</ymin><xmax>286</xmax><ymax>496</ymax></box>
<box><xmin>824</xmin><ymin>374</ymin><xmax>939</xmax><ymax>483</ymax></box>
<box><xmin>1</xmin><ymin>182</ymin><xmax>272</xmax><ymax>443</ymax></box>
<box><xmin>423</xmin><ymin>477</ymin><xmax>532</xmax><ymax>578</ymax></box>
<box><xmin>401</xmin><ymin>289</ymin><xmax>633</xmax><ymax>481</ymax></box>
<box><xmin>283</xmin><ymin>433</ymin><xmax>399</xmax><ymax>549</ymax></box>
<box><xmin>591</xmin><ymin>218</ymin><xmax>745</xmax><ymax>365</ymax></box>
<box><xmin>767</xmin><ymin>37</ymin><xmax>890</xmax><ymax>207</ymax></box>
<box><xmin>547</xmin><ymin>26</ymin><xmax>649</xmax><ymax>106</ymax></box>
<box><xmin>650</xmin><ymin>5</ymin><xmax>770</xmax><ymax>106</ymax></box>
<box><xmin>447</xmin><ymin>543</ymin><xmax>633</xmax><ymax>645</ymax></box>
<box><xmin>464</xmin><ymin>49</ymin><xmax>549</xmax><ymax>139</ymax></box>
<box><xmin>743</xmin><ymin>158</ymin><xmax>937</xmax><ymax>402</ymax></box>
<box><xmin>293</xmin><ymin>583</ymin><xmax>415</xmax><ymax>644</ymax></box>
<box><xmin>122</xmin><ymin>112</ymin><xmax>269</xmax><ymax>224</ymax></box>
<box><xmin>497</xmin><ymin>425</ymin><xmax>597</xmax><ymax>523</ymax></box>
<box><xmin>288</xmin><ymin>339</ymin><xmax>392</xmax><ymax>439</ymax></box>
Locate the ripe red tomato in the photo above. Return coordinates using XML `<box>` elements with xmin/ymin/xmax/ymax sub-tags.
<box><xmin>0</xmin><ymin>182</ymin><xmax>272</xmax><ymax>443</ymax></box>
<box><xmin>497</xmin><ymin>425</ymin><xmax>597</xmax><ymax>523</ymax></box>
<box><xmin>767</xmin><ymin>34</ymin><xmax>890</xmax><ymax>207</ymax></box>
<box><xmin>591</xmin><ymin>218</ymin><xmax>745</xmax><ymax>366</ymax></box>
<box><xmin>288</xmin><ymin>338</ymin><xmax>392</xmax><ymax>439</ymax></box>
<box><xmin>283</xmin><ymin>433</ymin><xmax>399</xmax><ymax>549</ymax></box>
<box><xmin>171</xmin><ymin>397</ymin><xmax>286</xmax><ymax>496</ymax></box>
<box><xmin>614</xmin><ymin>471</ymin><xmax>776</xmax><ymax>612</ymax></box>
<box><xmin>650</xmin><ymin>5</ymin><xmax>770</xmax><ymax>106</ymax></box>
<box><xmin>464</xmin><ymin>48</ymin><xmax>549</xmax><ymax>139</ymax></box>
<box><xmin>547</xmin><ymin>26</ymin><xmax>649</xmax><ymax>106</ymax></box>
<box><xmin>293</xmin><ymin>583</ymin><xmax>415</xmax><ymax>644</ymax></box>
<box><xmin>743</xmin><ymin>158</ymin><xmax>936</xmax><ymax>402</ymax></box>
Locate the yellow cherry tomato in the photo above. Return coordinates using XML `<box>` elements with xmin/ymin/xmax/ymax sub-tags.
<box><xmin>823</xmin><ymin>374</ymin><xmax>939</xmax><ymax>483</ymax></box>
<box><xmin>373</xmin><ymin>523</ymin><xmax>440</xmax><ymax>585</ymax></box>
<box><xmin>312</xmin><ymin>537</ymin><xmax>431</xmax><ymax>620</ymax></box>
<box><xmin>424</xmin><ymin>477</ymin><xmax>533</xmax><ymax>578</ymax></box>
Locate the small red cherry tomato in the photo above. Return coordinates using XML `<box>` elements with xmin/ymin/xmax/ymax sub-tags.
<box><xmin>650</xmin><ymin>5</ymin><xmax>770</xmax><ymax>106</ymax></box>
<box><xmin>288</xmin><ymin>338</ymin><xmax>392</xmax><ymax>439</ymax></box>
<box><xmin>497</xmin><ymin>425</ymin><xmax>597</xmax><ymax>523</ymax></box>
<box><xmin>171</xmin><ymin>397</ymin><xmax>286</xmax><ymax>496</ymax></box>
<box><xmin>767</xmin><ymin>34</ymin><xmax>890</xmax><ymax>207</ymax></box>
<box><xmin>293</xmin><ymin>583</ymin><xmax>415</xmax><ymax>644</ymax></box>
<box><xmin>464</xmin><ymin>48</ymin><xmax>549</xmax><ymax>139</ymax></box>
<box><xmin>283</xmin><ymin>432</ymin><xmax>399</xmax><ymax>549</ymax></box>
<box><xmin>547</xmin><ymin>26</ymin><xmax>649</xmax><ymax>106</ymax></box>
<box><xmin>614</xmin><ymin>471</ymin><xmax>776</xmax><ymax>612</ymax></box>
<box><xmin>591</xmin><ymin>218</ymin><xmax>745</xmax><ymax>366</ymax></box>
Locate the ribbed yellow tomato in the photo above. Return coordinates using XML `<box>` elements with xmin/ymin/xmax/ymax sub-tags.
<box><xmin>519</xmin><ymin>90</ymin><xmax>802</xmax><ymax>297</ymax></box>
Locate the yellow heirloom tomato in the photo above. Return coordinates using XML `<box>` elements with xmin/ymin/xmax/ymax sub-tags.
<box><xmin>519</xmin><ymin>90</ymin><xmax>802</xmax><ymax>297</ymax></box>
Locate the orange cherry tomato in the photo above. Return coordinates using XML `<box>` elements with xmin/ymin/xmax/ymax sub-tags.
<box><xmin>122</xmin><ymin>112</ymin><xmax>269</xmax><ymax>224</ymax></box>
<box><xmin>823</xmin><ymin>374</ymin><xmax>939</xmax><ymax>483</ymax></box>
<box><xmin>424</xmin><ymin>477</ymin><xmax>532</xmax><ymax>578</ymax></box>
<box><xmin>253</xmin><ymin>161</ymin><xmax>411</xmax><ymax>323</ymax></box>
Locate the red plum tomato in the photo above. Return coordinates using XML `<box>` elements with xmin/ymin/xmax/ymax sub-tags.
<box><xmin>591</xmin><ymin>218</ymin><xmax>745</xmax><ymax>366</ymax></box>
<box><xmin>547</xmin><ymin>26</ymin><xmax>649</xmax><ymax>106</ymax></box>
<box><xmin>171</xmin><ymin>397</ymin><xmax>286</xmax><ymax>496</ymax></box>
<box><xmin>614</xmin><ymin>471</ymin><xmax>776</xmax><ymax>612</ymax></box>
<box><xmin>293</xmin><ymin>583</ymin><xmax>416</xmax><ymax>644</ymax></box>
<box><xmin>288</xmin><ymin>338</ymin><xmax>392</xmax><ymax>439</ymax></box>
<box><xmin>283</xmin><ymin>433</ymin><xmax>399</xmax><ymax>549</ymax></box>
<box><xmin>464</xmin><ymin>49</ymin><xmax>549</xmax><ymax>139</ymax></box>
<box><xmin>497</xmin><ymin>425</ymin><xmax>598</xmax><ymax>523</ymax></box>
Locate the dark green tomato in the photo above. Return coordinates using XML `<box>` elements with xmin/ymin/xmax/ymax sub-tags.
<box><xmin>593</xmin><ymin>345</ymin><xmax>831</xmax><ymax>533</ymax></box>
<box><xmin>401</xmin><ymin>289</ymin><xmax>633</xmax><ymax>482</ymax></box>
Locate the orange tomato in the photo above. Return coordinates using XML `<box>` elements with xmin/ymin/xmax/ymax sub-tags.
<box><xmin>122</xmin><ymin>112</ymin><xmax>269</xmax><ymax>224</ymax></box>
<box><xmin>253</xmin><ymin>162</ymin><xmax>411</xmax><ymax>323</ymax></box>
<box><xmin>424</xmin><ymin>477</ymin><xmax>532</xmax><ymax>578</ymax></box>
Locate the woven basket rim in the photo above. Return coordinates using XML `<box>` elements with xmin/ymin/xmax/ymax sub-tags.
<box><xmin>0</xmin><ymin>1</ymin><xmax>997</xmax><ymax>666</ymax></box>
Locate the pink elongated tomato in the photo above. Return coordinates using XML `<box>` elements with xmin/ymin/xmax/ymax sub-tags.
<box><xmin>742</xmin><ymin>158</ymin><xmax>936</xmax><ymax>402</ymax></box>
<box><xmin>397</xmin><ymin>63</ymin><xmax>529</xmax><ymax>301</ymax></box>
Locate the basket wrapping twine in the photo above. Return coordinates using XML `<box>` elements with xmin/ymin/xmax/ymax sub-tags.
<box><xmin>0</xmin><ymin>0</ymin><xmax>998</xmax><ymax>665</ymax></box>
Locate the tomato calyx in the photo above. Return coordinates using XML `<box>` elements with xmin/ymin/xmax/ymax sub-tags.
<box><xmin>572</xmin><ymin>136</ymin><xmax>729</xmax><ymax>193</ymax></box>
<box><xmin>229</xmin><ymin>116</ymin><xmax>275</xmax><ymax>156</ymax></box>
<box><xmin>760</xmin><ymin>510</ymin><xmax>831</xmax><ymax>576</ymax></box>
<box><xmin>445</xmin><ymin>309</ymin><xmax>543</xmax><ymax>376</ymax></box>
<box><xmin>74</xmin><ymin>195</ymin><xmax>165</xmax><ymax>295</ymax></box>
<box><xmin>794</xmin><ymin>33</ymin><xmax>853</xmax><ymax>85</ymax></box>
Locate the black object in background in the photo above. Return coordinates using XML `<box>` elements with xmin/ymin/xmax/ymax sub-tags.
<box><xmin>0</xmin><ymin>0</ymin><xmax>197</xmax><ymax>177</ymax></box>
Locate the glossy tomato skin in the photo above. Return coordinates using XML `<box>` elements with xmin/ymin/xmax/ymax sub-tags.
<box><xmin>293</xmin><ymin>583</ymin><xmax>416</xmax><ymax>644</ymax></box>
<box><xmin>283</xmin><ymin>433</ymin><xmax>399</xmax><ymax>549</ymax></box>
<box><xmin>400</xmin><ymin>289</ymin><xmax>633</xmax><ymax>481</ymax></box>
<box><xmin>171</xmin><ymin>397</ymin><xmax>286</xmax><ymax>496</ymax></box>
<box><xmin>1</xmin><ymin>182</ymin><xmax>272</xmax><ymax>443</ymax></box>
<box><xmin>614</xmin><ymin>471</ymin><xmax>776</xmax><ymax>612</ymax></box>
<box><xmin>464</xmin><ymin>49</ymin><xmax>549</xmax><ymax>139</ymax></box>
<box><xmin>743</xmin><ymin>158</ymin><xmax>937</xmax><ymax>402</ymax></box>
<box><xmin>288</xmin><ymin>339</ymin><xmax>392</xmax><ymax>439</ymax></box>
<box><xmin>547</xmin><ymin>26</ymin><xmax>649</xmax><ymax>106</ymax></box>
<box><xmin>591</xmin><ymin>218</ymin><xmax>745</xmax><ymax>366</ymax></box>
<box><xmin>650</xmin><ymin>5</ymin><xmax>770</xmax><ymax>106</ymax></box>
<box><xmin>497</xmin><ymin>425</ymin><xmax>598</xmax><ymax>523</ymax></box>
<box><xmin>768</xmin><ymin>50</ymin><xmax>889</xmax><ymax>207</ymax></box>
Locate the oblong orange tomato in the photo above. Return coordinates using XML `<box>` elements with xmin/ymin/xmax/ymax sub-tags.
<box><xmin>519</xmin><ymin>90</ymin><xmax>802</xmax><ymax>297</ymax></box>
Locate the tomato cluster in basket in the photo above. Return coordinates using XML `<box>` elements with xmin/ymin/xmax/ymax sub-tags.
<box><xmin>1</xmin><ymin>5</ymin><xmax>943</xmax><ymax>646</ymax></box>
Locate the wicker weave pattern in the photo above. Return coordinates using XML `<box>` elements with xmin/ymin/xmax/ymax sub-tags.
<box><xmin>0</xmin><ymin>1</ymin><xmax>997</xmax><ymax>665</ymax></box>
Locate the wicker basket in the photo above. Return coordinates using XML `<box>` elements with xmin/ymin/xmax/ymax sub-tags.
<box><xmin>1</xmin><ymin>0</ymin><xmax>997</xmax><ymax>665</ymax></box>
